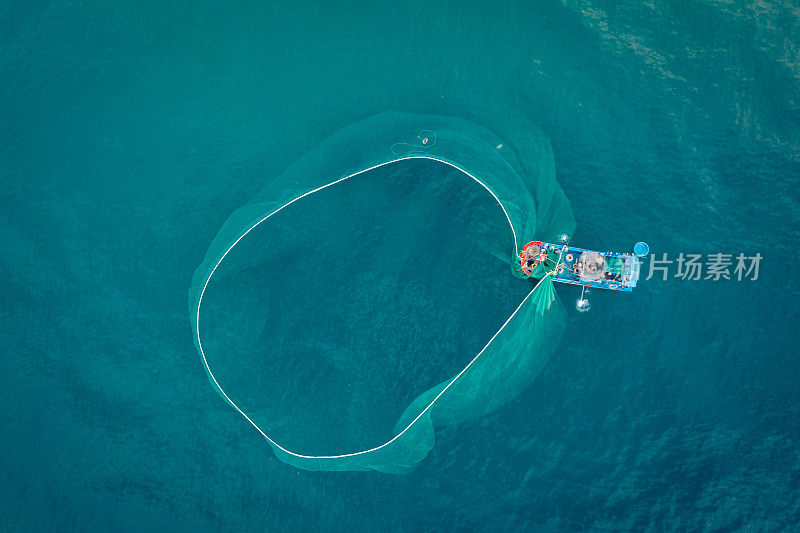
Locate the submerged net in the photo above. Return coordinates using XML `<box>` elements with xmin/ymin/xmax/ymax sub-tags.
<box><xmin>189</xmin><ymin>112</ymin><xmax>575</xmax><ymax>473</ymax></box>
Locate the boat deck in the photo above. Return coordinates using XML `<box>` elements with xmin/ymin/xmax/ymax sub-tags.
<box><xmin>520</xmin><ymin>241</ymin><xmax>640</xmax><ymax>292</ymax></box>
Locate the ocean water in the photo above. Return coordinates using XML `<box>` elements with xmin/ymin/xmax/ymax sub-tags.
<box><xmin>3</xmin><ymin>0</ymin><xmax>800</xmax><ymax>531</ymax></box>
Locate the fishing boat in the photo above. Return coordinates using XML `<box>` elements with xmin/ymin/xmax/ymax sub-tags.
<box><xmin>518</xmin><ymin>240</ymin><xmax>648</xmax><ymax>292</ymax></box>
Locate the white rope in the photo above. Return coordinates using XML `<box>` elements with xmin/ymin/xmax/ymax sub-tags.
<box><xmin>195</xmin><ymin>155</ymin><xmax>531</xmax><ymax>460</ymax></box>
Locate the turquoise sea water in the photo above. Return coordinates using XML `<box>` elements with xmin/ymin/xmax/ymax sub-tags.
<box><xmin>3</xmin><ymin>1</ymin><xmax>800</xmax><ymax>530</ymax></box>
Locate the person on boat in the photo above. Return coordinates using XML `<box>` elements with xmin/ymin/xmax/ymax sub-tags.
<box><xmin>522</xmin><ymin>244</ymin><xmax>542</xmax><ymax>271</ymax></box>
<box><xmin>529</xmin><ymin>250</ymin><xmax>548</xmax><ymax>270</ymax></box>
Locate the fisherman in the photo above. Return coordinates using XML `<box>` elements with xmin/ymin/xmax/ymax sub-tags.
<box><xmin>523</xmin><ymin>243</ymin><xmax>542</xmax><ymax>270</ymax></box>
<box><xmin>537</xmin><ymin>249</ymin><xmax>548</xmax><ymax>263</ymax></box>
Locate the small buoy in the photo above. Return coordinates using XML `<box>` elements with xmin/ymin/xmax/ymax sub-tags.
<box><xmin>634</xmin><ymin>241</ymin><xmax>649</xmax><ymax>258</ymax></box>
<box><xmin>422</xmin><ymin>137</ymin><xmax>428</xmax><ymax>145</ymax></box>
<box><xmin>496</xmin><ymin>144</ymin><xmax>503</xmax><ymax>150</ymax></box>
<box><xmin>576</xmin><ymin>298</ymin><xmax>591</xmax><ymax>312</ymax></box>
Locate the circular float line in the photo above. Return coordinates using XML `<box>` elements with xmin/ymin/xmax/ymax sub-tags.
<box><xmin>195</xmin><ymin>155</ymin><xmax>546</xmax><ymax>461</ymax></box>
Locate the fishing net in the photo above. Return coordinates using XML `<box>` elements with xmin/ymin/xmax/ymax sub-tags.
<box><xmin>189</xmin><ymin>112</ymin><xmax>575</xmax><ymax>473</ymax></box>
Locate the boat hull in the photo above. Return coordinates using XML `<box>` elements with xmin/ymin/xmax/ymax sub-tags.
<box><xmin>519</xmin><ymin>241</ymin><xmax>640</xmax><ymax>292</ymax></box>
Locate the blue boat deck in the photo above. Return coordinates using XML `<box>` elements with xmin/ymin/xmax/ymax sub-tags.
<box><xmin>521</xmin><ymin>241</ymin><xmax>641</xmax><ymax>292</ymax></box>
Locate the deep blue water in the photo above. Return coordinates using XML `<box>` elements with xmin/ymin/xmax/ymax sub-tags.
<box><xmin>3</xmin><ymin>1</ymin><xmax>800</xmax><ymax>531</ymax></box>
